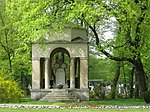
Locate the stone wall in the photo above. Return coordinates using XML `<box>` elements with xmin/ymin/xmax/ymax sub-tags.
<box><xmin>32</xmin><ymin>43</ymin><xmax>88</xmax><ymax>58</ymax></box>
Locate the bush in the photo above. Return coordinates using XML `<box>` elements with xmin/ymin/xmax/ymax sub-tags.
<box><xmin>0</xmin><ymin>76</ymin><xmax>24</xmax><ymax>103</ymax></box>
<box><xmin>89</xmin><ymin>90</ymin><xmax>96</xmax><ymax>98</ymax></box>
<box><xmin>143</xmin><ymin>91</ymin><xmax>150</xmax><ymax>104</ymax></box>
<box><xmin>94</xmin><ymin>84</ymin><xmax>106</xmax><ymax>99</ymax></box>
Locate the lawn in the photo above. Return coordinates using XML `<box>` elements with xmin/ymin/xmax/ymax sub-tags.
<box><xmin>16</xmin><ymin>97</ymin><xmax>150</xmax><ymax>106</ymax></box>
<box><xmin>89</xmin><ymin>98</ymin><xmax>150</xmax><ymax>106</ymax></box>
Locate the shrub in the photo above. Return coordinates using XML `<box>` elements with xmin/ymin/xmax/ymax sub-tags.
<box><xmin>94</xmin><ymin>84</ymin><xmax>106</xmax><ymax>99</ymax></box>
<box><xmin>143</xmin><ymin>91</ymin><xmax>150</xmax><ymax>104</ymax></box>
<box><xmin>89</xmin><ymin>90</ymin><xmax>96</xmax><ymax>98</ymax></box>
<box><xmin>0</xmin><ymin>76</ymin><xmax>24</xmax><ymax>103</ymax></box>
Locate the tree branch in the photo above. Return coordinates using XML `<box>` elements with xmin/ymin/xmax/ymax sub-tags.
<box><xmin>88</xmin><ymin>25</ymin><xmax>99</xmax><ymax>45</ymax></box>
<box><xmin>99</xmin><ymin>48</ymin><xmax>133</xmax><ymax>63</ymax></box>
<box><xmin>89</xmin><ymin>24</ymin><xmax>134</xmax><ymax>63</ymax></box>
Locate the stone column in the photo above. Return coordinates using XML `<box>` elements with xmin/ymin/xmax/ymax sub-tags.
<box><xmin>80</xmin><ymin>57</ymin><xmax>88</xmax><ymax>89</ymax></box>
<box><xmin>70</xmin><ymin>57</ymin><xmax>75</xmax><ymax>89</ymax></box>
<box><xmin>45</xmin><ymin>58</ymin><xmax>49</xmax><ymax>89</ymax></box>
<box><xmin>32</xmin><ymin>57</ymin><xmax>41</xmax><ymax>89</ymax></box>
<box><xmin>49</xmin><ymin>61</ymin><xmax>52</xmax><ymax>80</ymax></box>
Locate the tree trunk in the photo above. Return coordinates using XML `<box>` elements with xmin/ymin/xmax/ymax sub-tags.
<box><xmin>111</xmin><ymin>61</ymin><xmax>121</xmax><ymax>99</ymax></box>
<box><xmin>134</xmin><ymin>58</ymin><xmax>147</xmax><ymax>96</ymax></box>
<box><xmin>8</xmin><ymin>53</ymin><xmax>12</xmax><ymax>73</ymax></box>
<box><xmin>129</xmin><ymin>65</ymin><xmax>135</xmax><ymax>98</ymax></box>
<box><xmin>122</xmin><ymin>62</ymin><xmax>127</xmax><ymax>98</ymax></box>
<box><xmin>134</xmin><ymin>73</ymin><xmax>140</xmax><ymax>98</ymax></box>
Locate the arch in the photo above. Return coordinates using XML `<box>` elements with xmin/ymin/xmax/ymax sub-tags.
<box><xmin>49</xmin><ymin>47</ymin><xmax>70</xmax><ymax>88</ymax></box>
<box><xmin>50</xmin><ymin>47</ymin><xmax>70</xmax><ymax>58</ymax></box>
<box><xmin>71</xmin><ymin>37</ymin><xmax>84</xmax><ymax>42</ymax></box>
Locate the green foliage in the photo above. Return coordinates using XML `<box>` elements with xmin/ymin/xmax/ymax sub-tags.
<box><xmin>0</xmin><ymin>1</ymin><xmax>32</xmax><ymax>94</ymax></box>
<box><xmin>89</xmin><ymin>54</ymin><xmax>114</xmax><ymax>81</ymax></box>
<box><xmin>143</xmin><ymin>91</ymin><xmax>150</xmax><ymax>104</ymax></box>
<box><xmin>89</xmin><ymin>90</ymin><xmax>96</xmax><ymax>98</ymax></box>
<box><xmin>111</xmin><ymin>86</ymin><xmax>116</xmax><ymax>99</ymax></box>
<box><xmin>91</xmin><ymin>82</ymin><xmax>106</xmax><ymax>99</ymax></box>
<box><xmin>1</xmin><ymin>0</ymin><xmax>149</xmax><ymax>97</ymax></box>
<box><xmin>0</xmin><ymin>76</ymin><xmax>23</xmax><ymax>103</ymax></box>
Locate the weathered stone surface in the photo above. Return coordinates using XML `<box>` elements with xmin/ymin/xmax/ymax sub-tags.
<box><xmin>49</xmin><ymin>28</ymin><xmax>87</xmax><ymax>42</ymax></box>
<box><xmin>32</xmin><ymin>59</ymin><xmax>40</xmax><ymax>90</ymax></box>
<box><xmin>40</xmin><ymin>89</ymin><xmax>76</xmax><ymax>102</ymax></box>
<box><xmin>32</xmin><ymin>43</ymin><xmax>88</xmax><ymax>58</ymax></box>
<box><xmin>31</xmin><ymin>28</ymin><xmax>89</xmax><ymax>101</ymax></box>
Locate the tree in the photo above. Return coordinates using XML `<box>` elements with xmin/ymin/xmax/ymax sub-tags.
<box><xmin>89</xmin><ymin>54</ymin><xmax>114</xmax><ymax>81</ymax></box>
<box><xmin>111</xmin><ymin>61</ymin><xmax>121</xmax><ymax>99</ymax></box>
<box><xmin>0</xmin><ymin>1</ymin><xmax>31</xmax><ymax>93</ymax></box>
<box><xmin>0</xmin><ymin>0</ymin><xmax>13</xmax><ymax>74</ymax></box>
<box><xmin>6</xmin><ymin>0</ymin><xmax>150</xmax><ymax>96</ymax></box>
<box><xmin>129</xmin><ymin>65</ymin><xmax>135</xmax><ymax>98</ymax></box>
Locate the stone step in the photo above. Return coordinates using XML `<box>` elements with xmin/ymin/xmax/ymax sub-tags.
<box><xmin>40</xmin><ymin>97</ymin><xmax>76</xmax><ymax>102</ymax></box>
<box><xmin>50</xmin><ymin>89</ymin><xmax>69</xmax><ymax>93</ymax></box>
<box><xmin>39</xmin><ymin>90</ymin><xmax>76</xmax><ymax>102</ymax></box>
<box><xmin>47</xmin><ymin>97</ymin><xmax>76</xmax><ymax>100</ymax></box>
<box><xmin>43</xmin><ymin>95</ymin><xmax>74</xmax><ymax>98</ymax></box>
<box><xmin>42</xmin><ymin>96</ymin><xmax>75</xmax><ymax>99</ymax></box>
<box><xmin>40</xmin><ymin>95</ymin><xmax>76</xmax><ymax>101</ymax></box>
<box><xmin>48</xmin><ymin>99</ymin><xmax>76</xmax><ymax>102</ymax></box>
<box><xmin>47</xmin><ymin>93</ymin><xmax>73</xmax><ymax>96</ymax></box>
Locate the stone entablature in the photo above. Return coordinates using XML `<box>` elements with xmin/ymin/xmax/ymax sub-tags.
<box><xmin>32</xmin><ymin>43</ymin><xmax>88</xmax><ymax>58</ymax></box>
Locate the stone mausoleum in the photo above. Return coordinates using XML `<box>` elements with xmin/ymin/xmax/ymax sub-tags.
<box><xmin>31</xmin><ymin>28</ymin><xmax>89</xmax><ymax>102</ymax></box>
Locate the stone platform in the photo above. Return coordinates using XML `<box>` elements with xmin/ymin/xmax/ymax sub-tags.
<box><xmin>31</xmin><ymin>88</ymin><xmax>89</xmax><ymax>102</ymax></box>
<box><xmin>40</xmin><ymin>89</ymin><xmax>76</xmax><ymax>102</ymax></box>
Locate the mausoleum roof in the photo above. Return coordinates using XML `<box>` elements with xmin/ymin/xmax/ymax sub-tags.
<box><xmin>33</xmin><ymin>28</ymin><xmax>88</xmax><ymax>44</ymax></box>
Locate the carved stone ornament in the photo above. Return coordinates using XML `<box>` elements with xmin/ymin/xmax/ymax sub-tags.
<box><xmin>61</xmin><ymin>63</ymin><xmax>67</xmax><ymax>68</ymax></box>
<box><xmin>55</xmin><ymin>64</ymin><xmax>59</xmax><ymax>68</ymax></box>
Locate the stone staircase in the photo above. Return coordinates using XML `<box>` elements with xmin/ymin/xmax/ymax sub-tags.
<box><xmin>40</xmin><ymin>89</ymin><xmax>76</xmax><ymax>102</ymax></box>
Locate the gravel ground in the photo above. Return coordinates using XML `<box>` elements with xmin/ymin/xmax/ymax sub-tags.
<box><xmin>0</xmin><ymin>104</ymin><xmax>150</xmax><ymax>109</ymax></box>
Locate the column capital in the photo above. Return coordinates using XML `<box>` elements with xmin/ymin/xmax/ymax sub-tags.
<box><xmin>32</xmin><ymin>57</ymin><xmax>40</xmax><ymax>60</ymax></box>
<box><xmin>79</xmin><ymin>57</ymin><xmax>88</xmax><ymax>60</ymax></box>
<box><xmin>45</xmin><ymin>57</ymin><xmax>50</xmax><ymax>60</ymax></box>
<box><xmin>70</xmin><ymin>57</ymin><xmax>75</xmax><ymax>60</ymax></box>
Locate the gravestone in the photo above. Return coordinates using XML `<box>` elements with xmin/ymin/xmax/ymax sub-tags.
<box><xmin>56</xmin><ymin>68</ymin><xmax>65</xmax><ymax>85</ymax></box>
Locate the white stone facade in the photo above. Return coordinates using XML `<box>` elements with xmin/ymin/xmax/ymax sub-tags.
<box><xmin>31</xmin><ymin>28</ymin><xmax>89</xmax><ymax>101</ymax></box>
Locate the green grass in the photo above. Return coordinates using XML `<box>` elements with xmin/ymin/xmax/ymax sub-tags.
<box><xmin>2</xmin><ymin>97</ymin><xmax>69</xmax><ymax>106</ymax></box>
<box><xmin>1</xmin><ymin>97</ymin><xmax>150</xmax><ymax>106</ymax></box>
<box><xmin>88</xmin><ymin>98</ymin><xmax>150</xmax><ymax>106</ymax></box>
<box><xmin>15</xmin><ymin>97</ymin><xmax>150</xmax><ymax>106</ymax></box>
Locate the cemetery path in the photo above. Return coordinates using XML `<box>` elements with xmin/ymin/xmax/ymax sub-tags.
<box><xmin>0</xmin><ymin>104</ymin><xmax>150</xmax><ymax>109</ymax></box>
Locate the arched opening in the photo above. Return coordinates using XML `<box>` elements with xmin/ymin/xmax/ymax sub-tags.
<box><xmin>50</xmin><ymin>47</ymin><xmax>70</xmax><ymax>88</ymax></box>
<box><xmin>71</xmin><ymin>37</ymin><xmax>84</xmax><ymax>42</ymax></box>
